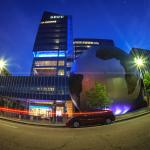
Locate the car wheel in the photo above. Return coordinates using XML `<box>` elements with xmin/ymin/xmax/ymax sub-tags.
<box><xmin>105</xmin><ymin>118</ymin><xmax>112</xmax><ymax>124</ymax></box>
<box><xmin>73</xmin><ymin>121</ymin><xmax>80</xmax><ymax>128</ymax></box>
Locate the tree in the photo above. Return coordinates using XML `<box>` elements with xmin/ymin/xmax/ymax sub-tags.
<box><xmin>85</xmin><ymin>82</ymin><xmax>112</xmax><ymax>109</ymax></box>
<box><xmin>144</xmin><ymin>73</ymin><xmax>150</xmax><ymax>105</ymax></box>
<box><xmin>1</xmin><ymin>68</ymin><xmax>11</xmax><ymax>76</ymax></box>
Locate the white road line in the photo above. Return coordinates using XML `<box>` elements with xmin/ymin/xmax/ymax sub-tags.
<box><xmin>0</xmin><ymin>123</ymin><xmax>18</xmax><ymax>129</ymax></box>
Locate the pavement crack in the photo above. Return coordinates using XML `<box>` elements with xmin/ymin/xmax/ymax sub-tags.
<box><xmin>50</xmin><ymin>138</ymin><xmax>74</xmax><ymax>150</ymax></box>
<box><xmin>50</xmin><ymin>142</ymin><xmax>67</xmax><ymax>150</ymax></box>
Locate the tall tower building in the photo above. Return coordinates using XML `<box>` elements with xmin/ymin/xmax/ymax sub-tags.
<box><xmin>74</xmin><ymin>38</ymin><xmax>115</xmax><ymax>59</ymax></box>
<box><xmin>30</xmin><ymin>11</ymin><xmax>74</xmax><ymax>117</ymax></box>
<box><xmin>31</xmin><ymin>11</ymin><xmax>73</xmax><ymax>76</ymax></box>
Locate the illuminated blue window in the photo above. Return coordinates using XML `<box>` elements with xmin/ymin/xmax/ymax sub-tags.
<box><xmin>29</xmin><ymin>105</ymin><xmax>51</xmax><ymax>109</ymax></box>
<box><xmin>33</xmin><ymin>51</ymin><xmax>66</xmax><ymax>58</ymax></box>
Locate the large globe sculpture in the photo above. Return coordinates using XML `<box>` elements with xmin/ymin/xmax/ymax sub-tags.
<box><xmin>69</xmin><ymin>46</ymin><xmax>147</xmax><ymax>115</ymax></box>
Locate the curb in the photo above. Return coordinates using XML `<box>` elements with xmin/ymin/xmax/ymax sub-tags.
<box><xmin>0</xmin><ymin>117</ymin><xmax>66</xmax><ymax>128</ymax></box>
<box><xmin>0</xmin><ymin>109</ymin><xmax>150</xmax><ymax>128</ymax></box>
<box><xmin>115</xmin><ymin>110</ymin><xmax>150</xmax><ymax>123</ymax></box>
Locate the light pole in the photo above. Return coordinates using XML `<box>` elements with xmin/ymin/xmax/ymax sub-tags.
<box><xmin>0</xmin><ymin>59</ymin><xmax>7</xmax><ymax>75</ymax></box>
<box><xmin>134</xmin><ymin>56</ymin><xmax>149</xmax><ymax>105</ymax></box>
<box><xmin>134</xmin><ymin>57</ymin><xmax>145</xmax><ymax>78</ymax></box>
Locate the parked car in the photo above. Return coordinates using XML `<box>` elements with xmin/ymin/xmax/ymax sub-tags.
<box><xmin>66</xmin><ymin>110</ymin><xmax>115</xmax><ymax>128</ymax></box>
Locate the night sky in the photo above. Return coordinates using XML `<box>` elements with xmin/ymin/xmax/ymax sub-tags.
<box><xmin>0</xmin><ymin>0</ymin><xmax>150</xmax><ymax>74</ymax></box>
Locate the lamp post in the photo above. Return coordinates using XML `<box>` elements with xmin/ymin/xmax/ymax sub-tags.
<box><xmin>0</xmin><ymin>59</ymin><xmax>7</xmax><ymax>75</ymax></box>
<box><xmin>134</xmin><ymin>57</ymin><xmax>145</xmax><ymax>78</ymax></box>
<box><xmin>134</xmin><ymin>56</ymin><xmax>149</xmax><ymax>105</ymax></box>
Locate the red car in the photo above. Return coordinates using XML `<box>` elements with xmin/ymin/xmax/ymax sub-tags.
<box><xmin>66</xmin><ymin>110</ymin><xmax>115</xmax><ymax>128</ymax></box>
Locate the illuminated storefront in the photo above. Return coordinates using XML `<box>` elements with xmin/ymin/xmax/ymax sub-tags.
<box><xmin>29</xmin><ymin>99</ymin><xmax>66</xmax><ymax>118</ymax></box>
<box><xmin>29</xmin><ymin>106</ymin><xmax>52</xmax><ymax>118</ymax></box>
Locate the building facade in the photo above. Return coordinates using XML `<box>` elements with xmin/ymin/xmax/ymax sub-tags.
<box><xmin>0</xmin><ymin>11</ymin><xmax>74</xmax><ymax>118</ymax></box>
<box><xmin>30</xmin><ymin>11</ymin><xmax>74</xmax><ymax>117</ymax></box>
<box><xmin>70</xmin><ymin>46</ymin><xmax>146</xmax><ymax>115</ymax></box>
<box><xmin>31</xmin><ymin>11</ymin><xmax>73</xmax><ymax>76</ymax></box>
<box><xmin>0</xmin><ymin>76</ymin><xmax>73</xmax><ymax>118</ymax></box>
<box><xmin>74</xmin><ymin>38</ymin><xmax>115</xmax><ymax>59</ymax></box>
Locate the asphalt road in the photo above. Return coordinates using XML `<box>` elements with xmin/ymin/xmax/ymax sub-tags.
<box><xmin>0</xmin><ymin>114</ymin><xmax>150</xmax><ymax>150</ymax></box>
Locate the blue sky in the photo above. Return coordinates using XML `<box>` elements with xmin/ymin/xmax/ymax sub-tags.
<box><xmin>0</xmin><ymin>0</ymin><xmax>150</xmax><ymax>74</ymax></box>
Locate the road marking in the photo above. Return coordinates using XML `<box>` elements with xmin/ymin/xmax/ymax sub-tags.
<box><xmin>0</xmin><ymin>123</ymin><xmax>18</xmax><ymax>129</ymax></box>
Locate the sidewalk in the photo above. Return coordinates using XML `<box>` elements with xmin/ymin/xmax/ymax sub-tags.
<box><xmin>0</xmin><ymin>107</ymin><xmax>150</xmax><ymax>128</ymax></box>
<box><xmin>116</xmin><ymin>107</ymin><xmax>150</xmax><ymax>122</ymax></box>
<box><xmin>0</xmin><ymin>116</ymin><xmax>66</xmax><ymax>128</ymax></box>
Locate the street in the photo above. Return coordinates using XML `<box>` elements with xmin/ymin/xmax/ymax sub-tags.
<box><xmin>0</xmin><ymin>114</ymin><xmax>150</xmax><ymax>150</ymax></box>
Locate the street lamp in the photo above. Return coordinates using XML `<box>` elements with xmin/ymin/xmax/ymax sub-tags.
<box><xmin>0</xmin><ymin>58</ymin><xmax>7</xmax><ymax>75</ymax></box>
<box><xmin>134</xmin><ymin>57</ymin><xmax>145</xmax><ymax>68</ymax></box>
<box><xmin>134</xmin><ymin>56</ymin><xmax>146</xmax><ymax>78</ymax></box>
<box><xmin>134</xmin><ymin>56</ymin><xmax>149</xmax><ymax>105</ymax></box>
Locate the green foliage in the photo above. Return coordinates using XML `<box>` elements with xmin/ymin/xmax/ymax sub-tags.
<box><xmin>1</xmin><ymin>68</ymin><xmax>11</xmax><ymax>76</ymax></box>
<box><xmin>85</xmin><ymin>82</ymin><xmax>112</xmax><ymax>108</ymax></box>
<box><xmin>144</xmin><ymin>73</ymin><xmax>150</xmax><ymax>94</ymax></box>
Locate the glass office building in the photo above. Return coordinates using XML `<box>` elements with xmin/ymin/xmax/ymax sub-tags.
<box><xmin>30</xmin><ymin>11</ymin><xmax>74</xmax><ymax>117</ymax></box>
<box><xmin>31</xmin><ymin>11</ymin><xmax>73</xmax><ymax>76</ymax></box>
<box><xmin>0</xmin><ymin>11</ymin><xmax>74</xmax><ymax>118</ymax></box>
<box><xmin>74</xmin><ymin>38</ymin><xmax>115</xmax><ymax>59</ymax></box>
<box><xmin>0</xmin><ymin>76</ymin><xmax>73</xmax><ymax>118</ymax></box>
